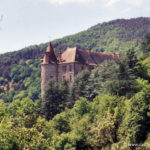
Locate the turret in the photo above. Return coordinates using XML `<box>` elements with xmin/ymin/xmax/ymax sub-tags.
<box><xmin>41</xmin><ymin>42</ymin><xmax>58</xmax><ymax>98</ymax></box>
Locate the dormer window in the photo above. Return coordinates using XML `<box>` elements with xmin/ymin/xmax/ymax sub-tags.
<box><xmin>76</xmin><ymin>53</ymin><xmax>79</xmax><ymax>59</ymax></box>
<box><xmin>89</xmin><ymin>66</ymin><xmax>94</xmax><ymax>70</ymax></box>
<box><xmin>62</xmin><ymin>66</ymin><xmax>66</xmax><ymax>72</ymax></box>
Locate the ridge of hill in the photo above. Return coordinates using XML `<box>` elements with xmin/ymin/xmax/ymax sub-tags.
<box><xmin>0</xmin><ymin>17</ymin><xmax>150</xmax><ymax>101</ymax></box>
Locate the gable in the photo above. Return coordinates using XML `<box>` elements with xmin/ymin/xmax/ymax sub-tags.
<box><xmin>60</xmin><ymin>47</ymin><xmax>77</xmax><ymax>63</ymax></box>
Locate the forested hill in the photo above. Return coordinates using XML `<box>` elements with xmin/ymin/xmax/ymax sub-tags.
<box><xmin>1</xmin><ymin>17</ymin><xmax>150</xmax><ymax>57</ymax></box>
<box><xmin>53</xmin><ymin>17</ymin><xmax>150</xmax><ymax>54</ymax></box>
<box><xmin>1</xmin><ymin>17</ymin><xmax>150</xmax><ymax>102</ymax></box>
<box><xmin>2</xmin><ymin>17</ymin><xmax>150</xmax><ymax>149</ymax></box>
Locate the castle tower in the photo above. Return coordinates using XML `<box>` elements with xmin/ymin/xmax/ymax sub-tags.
<box><xmin>41</xmin><ymin>42</ymin><xmax>58</xmax><ymax>98</ymax></box>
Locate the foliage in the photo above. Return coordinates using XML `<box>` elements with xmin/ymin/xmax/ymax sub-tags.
<box><xmin>0</xmin><ymin>59</ymin><xmax>41</xmax><ymax>102</ymax></box>
<box><xmin>71</xmin><ymin>70</ymin><xmax>90</xmax><ymax>100</ymax></box>
<box><xmin>126</xmin><ymin>79</ymin><xmax>150</xmax><ymax>144</ymax></box>
<box><xmin>43</xmin><ymin>79</ymin><xmax>70</xmax><ymax>120</ymax></box>
<box><xmin>0</xmin><ymin>17</ymin><xmax>150</xmax><ymax>101</ymax></box>
<box><xmin>1</xmin><ymin>18</ymin><xmax>150</xmax><ymax>149</ymax></box>
<box><xmin>71</xmin><ymin>56</ymin><xmax>137</xmax><ymax>100</ymax></box>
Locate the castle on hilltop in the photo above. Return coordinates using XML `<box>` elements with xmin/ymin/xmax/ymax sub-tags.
<box><xmin>41</xmin><ymin>43</ymin><xmax>121</xmax><ymax>96</ymax></box>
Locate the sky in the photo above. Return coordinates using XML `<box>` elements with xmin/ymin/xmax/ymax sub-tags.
<box><xmin>0</xmin><ymin>0</ymin><xmax>150</xmax><ymax>53</ymax></box>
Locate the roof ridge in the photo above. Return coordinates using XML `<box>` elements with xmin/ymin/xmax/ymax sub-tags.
<box><xmin>90</xmin><ymin>52</ymin><xmax>98</xmax><ymax>66</ymax></box>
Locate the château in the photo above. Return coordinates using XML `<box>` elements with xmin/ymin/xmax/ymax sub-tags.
<box><xmin>41</xmin><ymin>42</ymin><xmax>121</xmax><ymax>96</ymax></box>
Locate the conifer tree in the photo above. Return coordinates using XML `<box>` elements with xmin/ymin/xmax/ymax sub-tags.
<box><xmin>126</xmin><ymin>79</ymin><xmax>150</xmax><ymax>143</ymax></box>
<box><xmin>43</xmin><ymin>80</ymin><xmax>61</xmax><ymax>120</ymax></box>
<box><xmin>71</xmin><ymin>70</ymin><xmax>90</xmax><ymax>100</ymax></box>
<box><xmin>141</xmin><ymin>33</ymin><xmax>150</xmax><ymax>58</ymax></box>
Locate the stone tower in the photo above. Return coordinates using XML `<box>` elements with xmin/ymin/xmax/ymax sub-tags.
<box><xmin>41</xmin><ymin>42</ymin><xmax>57</xmax><ymax>98</ymax></box>
<box><xmin>41</xmin><ymin>42</ymin><xmax>121</xmax><ymax>98</ymax></box>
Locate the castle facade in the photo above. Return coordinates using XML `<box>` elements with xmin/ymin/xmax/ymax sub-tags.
<box><xmin>41</xmin><ymin>43</ymin><xmax>120</xmax><ymax>96</ymax></box>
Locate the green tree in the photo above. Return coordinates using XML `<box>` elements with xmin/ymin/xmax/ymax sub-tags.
<box><xmin>0</xmin><ymin>118</ymin><xmax>19</xmax><ymax>150</ymax></box>
<box><xmin>141</xmin><ymin>33</ymin><xmax>150</xmax><ymax>58</ymax></box>
<box><xmin>59</xmin><ymin>79</ymin><xmax>69</xmax><ymax>101</ymax></box>
<box><xmin>8</xmin><ymin>97</ymin><xmax>39</xmax><ymax>128</ymax></box>
<box><xmin>0</xmin><ymin>100</ymin><xmax>6</xmax><ymax>121</ymax></box>
<box><xmin>104</xmin><ymin>59</ymin><xmax>137</xmax><ymax>98</ymax></box>
<box><xmin>43</xmin><ymin>80</ymin><xmax>61</xmax><ymax>120</ymax></box>
<box><xmin>71</xmin><ymin>70</ymin><xmax>90</xmax><ymax>100</ymax></box>
<box><xmin>126</xmin><ymin>79</ymin><xmax>150</xmax><ymax>144</ymax></box>
<box><xmin>84</xmin><ymin>68</ymin><xmax>102</xmax><ymax>101</ymax></box>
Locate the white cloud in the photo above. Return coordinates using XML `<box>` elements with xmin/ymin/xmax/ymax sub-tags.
<box><xmin>48</xmin><ymin>0</ymin><xmax>94</xmax><ymax>5</ymax></box>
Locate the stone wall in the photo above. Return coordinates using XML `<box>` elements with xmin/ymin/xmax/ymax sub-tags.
<box><xmin>74</xmin><ymin>63</ymin><xmax>88</xmax><ymax>75</ymax></box>
<box><xmin>57</xmin><ymin>63</ymin><xmax>75</xmax><ymax>83</ymax></box>
<box><xmin>41</xmin><ymin>63</ymin><xmax>57</xmax><ymax>98</ymax></box>
<box><xmin>41</xmin><ymin>61</ymin><xmax>97</xmax><ymax>98</ymax></box>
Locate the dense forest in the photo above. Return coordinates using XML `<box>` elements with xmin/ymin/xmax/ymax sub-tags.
<box><xmin>1</xmin><ymin>17</ymin><xmax>150</xmax><ymax>149</ymax></box>
<box><xmin>1</xmin><ymin>17</ymin><xmax>150</xmax><ymax>102</ymax></box>
<box><xmin>1</xmin><ymin>33</ymin><xmax>150</xmax><ymax>149</ymax></box>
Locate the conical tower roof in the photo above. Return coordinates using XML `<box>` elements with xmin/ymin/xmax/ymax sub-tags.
<box><xmin>46</xmin><ymin>42</ymin><xmax>53</xmax><ymax>52</ymax></box>
<box><xmin>43</xmin><ymin>42</ymin><xmax>57</xmax><ymax>64</ymax></box>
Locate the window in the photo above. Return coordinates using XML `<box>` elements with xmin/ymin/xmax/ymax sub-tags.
<box><xmin>81</xmin><ymin>66</ymin><xmax>84</xmax><ymax>70</ymax></box>
<box><xmin>70</xmin><ymin>75</ymin><xmax>72</xmax><ymax>81</ymax></box>
<box><xmin>69</xmin><ymin>65</ymin><xmax>72</xmax><ymax>72</ymax></box>
<box><xmin>62</xmin><ymin>66</ymin><xmax>66</xmax><ymax>72</ymax></box>
<box><xmin>50</xmin><ymin>76</ymin><xmax>53</xmax><ymax>79</ymax></box>
<box><xmin>76</xmin><ymin>53</ymin><xmax>79</xmax><ymax>59</ymax></box>
<box><xmin>89</xmin><ymin>66</ymin><xmax>94</xmax><ymax>70</ymax></box>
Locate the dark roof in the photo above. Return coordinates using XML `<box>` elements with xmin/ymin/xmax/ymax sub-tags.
<box><xmin>59</xmin><ymin>47</ymin><xmax>116</xmax><ymax>65</ymax></box>
<box><xmin>60</xmin><ymin>47</ymin><xmax>77</xmax><ymax>63</ymax></box>
<box><xmin>42</xmin><ymin>43</ymin><xmax>120</xmax><ymax>65</ymax></box>
<box><xmin>42</xmin><ymin>42</ymin><xmax>57</xmax><ymax>64</ymax></box>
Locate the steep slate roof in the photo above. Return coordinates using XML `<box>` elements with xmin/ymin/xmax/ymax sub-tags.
<box><xmin>77</xmin><ymin>50</ymin><xmax>98</xmax><ymax>65</ymax></box>
<box><xmin>42</xmin><ymin>43</ymin><xmax>120</xmax><ymax>65</ymax></box>
<box><xmin>89</xmin><ymin>52</ymin><xmax>114</xmax><ymax>65</ymax></box>
<box><xmin>60</xmin><ymin>47</ymin><xmax>115</xmax><ymax>65</ymax></box>
<box><xmin>60</xmin><ymin>47</ymin><xmax>77</xmax><ymax>63</ymax></box>
<box><xmin>46</xmin><ymin>43</ymin><xmax>53</xmax><ymax>52</ymax></box>
<box><xmin>42</xmin><ymin>42</ymin><xmax>57</xmax><ymax>64</ymax></box>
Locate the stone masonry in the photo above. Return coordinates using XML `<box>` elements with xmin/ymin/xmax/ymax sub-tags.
<box><xmin>41</xmin><ymin>42</ymin><xmax>121</xmax><ymax>97</ymax></box>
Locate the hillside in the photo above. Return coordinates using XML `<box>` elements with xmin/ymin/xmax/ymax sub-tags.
<box><xmin>52</xmin><ymin>17</ymin><xmax>150</xmax><ymax>54</ymax></box>
<box><xmin>1</xmin><ymin>32</ymin><xmax>150</xmax><ymax>149</ymax></box>
<box><xmin>0</xmin><ymin>17</ymin><xmax>150</xmax><ymax>101</ymax></box>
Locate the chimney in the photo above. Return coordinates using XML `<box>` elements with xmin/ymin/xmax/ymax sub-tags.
<box><xmin>58</xmin><ymin>51</ymin><xmax>62</xmax><ymax>62</ymax></box>
<box><xmin>86</xmin><ymin>49</ymin><xmax>91</xmax><ymax>54</ymax></box>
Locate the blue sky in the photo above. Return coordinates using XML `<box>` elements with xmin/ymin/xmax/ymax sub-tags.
<box><xmin>0</xmin><ymin>0</ymin><xmax>150</xmax><ymax>53</ymax></box>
